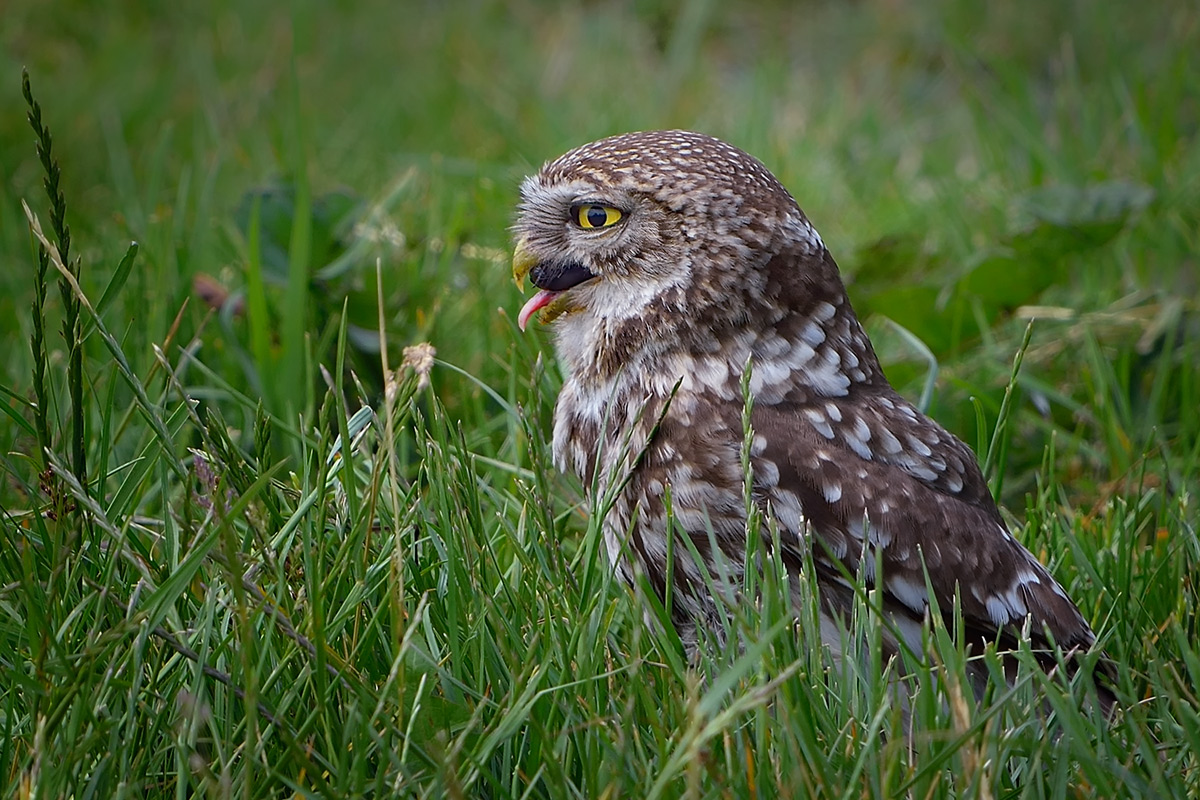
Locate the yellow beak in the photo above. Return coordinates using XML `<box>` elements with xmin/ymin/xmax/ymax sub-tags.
<box><xmin>512</xmin><ymin>237</ymin><xmax>537</xmax><ymax>291</ymax></box>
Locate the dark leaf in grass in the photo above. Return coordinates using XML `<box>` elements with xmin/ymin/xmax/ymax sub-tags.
<box><xmin>848</xmin><ymin>232</ymin><xmax>941</xmax><ymax>290</ymax></box>
<box><xmin>859</xmin><ymin>283</ymin><xmax>951</xmax><ymax>357</ymax></box>
<box><xmin>234</xmin><ymin>182</ymin><xmax>362</xmax><ymax>283</ymax></box>
<box><xmin>957</xmin><ymin>246</ymin><xmax>1055</xmax><ymax>312</ymax></box>
<box><xmin>848</xmin><ymin>233</ymin><xmax>950</xmax><ymax>343</ymax></box>
<box><xmin>847</xmin><ymin>234</ymin><xmax>956</xmax><ymax>362</ymax></box>
<box><xmin>1017</xmin><ymin>180</ymin><xmax>1154</xmax><ymax>230</ymax></box>
<box><xmin>960</xmin><ymin>180</ymin><xmax>1155</xmax><ymax>313</ymax></box>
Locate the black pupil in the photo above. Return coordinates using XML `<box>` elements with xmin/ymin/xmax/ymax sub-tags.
<box><xmin>585</xmin><ymin>206</ymin><xmax>609</xmax><ymax>227</ymax></box>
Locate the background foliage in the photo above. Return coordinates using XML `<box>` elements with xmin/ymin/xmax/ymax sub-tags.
<box><xmin>1</xmin><ymin>0</ymin><xmax>1197</xmax><ymax>796</ymax></box>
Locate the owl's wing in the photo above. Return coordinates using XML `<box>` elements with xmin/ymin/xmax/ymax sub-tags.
<box><xmin>743</xmin><ymin>392</ymin><xmax>1096</xmax><ymax>653</ymax></box>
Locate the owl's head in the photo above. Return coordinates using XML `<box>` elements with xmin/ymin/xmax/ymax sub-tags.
<box><xmin>511</xmin><ymin>131</ymin><xmax>825</xmax><ymax>348</ymax></box>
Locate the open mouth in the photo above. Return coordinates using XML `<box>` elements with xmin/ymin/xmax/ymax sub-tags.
<box><xmin>530</xmin><ymin>260</ymin><xmax>595</xmax><ymax>292</ymax></box>
<box><xmin>515</xmin><ymin>259</ymin><xmax>596</xmax><ymax>331</ymax></box>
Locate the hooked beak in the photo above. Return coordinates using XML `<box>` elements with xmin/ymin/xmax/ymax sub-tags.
<box><xmin>511</xmin><ymin>236</ymin><xmax>595</xmax><ymax>331</ymax></box>
<box><xmin>512</xmin><ymin>237</ymin><xmax>537</xmax><ymax>291</ymax></box>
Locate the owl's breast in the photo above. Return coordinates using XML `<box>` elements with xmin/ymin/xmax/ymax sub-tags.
<box><xmin>552</xmin><ymin>349</ymin><xmax>750</xmax><ymax>538</ymax></box>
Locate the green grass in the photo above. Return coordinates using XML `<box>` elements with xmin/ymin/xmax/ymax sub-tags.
<box><xmin>1</xmin><ymin>0</ymin><xmax>1198</xmax><ymax>796</ymax></box>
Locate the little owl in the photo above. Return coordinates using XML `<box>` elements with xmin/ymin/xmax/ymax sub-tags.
<box><xmin>511</xmin><ymin>129</ymin><xmax>1110</xmax><ymax>709</ymax></box>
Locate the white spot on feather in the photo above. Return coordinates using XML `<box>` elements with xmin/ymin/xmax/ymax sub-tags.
<box><xmin>861</xmin><ymin>553</ymin><xmax>876</xmax><ymax>582</ymax></box>
<box><xmin>784</xmin><ymin>342</ymin><xmax>817</xmax><ymax>369</ymax></box>
<box><xmin>769</xmin><ymin>490</ymin><xmax>806</xmax><ymax>532</ymax></box>
<box><xmin>876</xmin><ymin>427</ymin><xmax>903</xmax><ymax>455</ymax></box>
<box><xmin>905</xmin><ymin>434</ymin><xmax>933</xmax><ymax>457</ymax></box>
<box><xmin>1015</xmin><ymin>569</ymin><xmax>1041</xmax><ymax>587</ymax></box>
<box><xmin>843</xmin><ymin>432</ymin><xmax>873</xmax><ymax>461</ymax></box>
<box><xmin>905</xmin><ymin>464</ymin><xmax>939</xmax><ymax>482</ymax></box>
<box><xmin>802</xmin><ymin>357</ymin><xmax>851</xmax><ymax>397</ymax></box>
<box><xmin>800</xmin><ymin>321</ymin><xmax>826</xmax><ymax>347</ymax></box>
<box><xmin>813</xmin><ymin>301</ymin><xmax>837</xmax><ymax>322</ymax></box>
<box><xmin>804</xmin><ymin>408</ymin><xmax>835</xmax><ymax>439</ymax></box>
<box><xmin>749</xmin><ymin>359</ymin><xmax>792</xmax><ymax>393</ymax></box>
<box><xmin>845</xmin><ymin>516</ymin><xmax>864</xmax><ymax>542</ymax></box>
<box><xmin>867</xmin><ymin>524</ymin><xmax>892</xmax><ymax>547</ymax></box>
<box><xmin>756</xmin><ymin>458</ymin><xmax>780</xmax><ymax>486</ymax></box>
<box><xmin>887</xmin><ymin>576</ymin><xmax>929</xmax><ymax>613</ymax></box>
<box><xmin>986</xmin><ymin>597</ymin><xmax>1011</xmax><ymax>626</ymax></box>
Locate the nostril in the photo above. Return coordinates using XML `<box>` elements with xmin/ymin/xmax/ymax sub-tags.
<box><xmin>530</xmin><ymin>261</ymin><xmax>596</xmax><ymax>291</ymax></box>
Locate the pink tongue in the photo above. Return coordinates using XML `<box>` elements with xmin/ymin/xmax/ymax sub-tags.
<box><xmin>517</xmin><ymin>289</ymin><xmax>559</xmax><ymax>331</ymax></box>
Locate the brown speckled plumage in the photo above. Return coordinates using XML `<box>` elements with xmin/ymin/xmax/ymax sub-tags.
<box><xmin>512</xmin><ymin>130</ymin><xmax>1109</xmax><ymax>704</ymax></box>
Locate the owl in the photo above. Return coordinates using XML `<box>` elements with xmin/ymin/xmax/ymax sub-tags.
<box><xmin>511</xmin><ymin>129</ymin><xmax>1110</xmax><ymax>709</ymax></box>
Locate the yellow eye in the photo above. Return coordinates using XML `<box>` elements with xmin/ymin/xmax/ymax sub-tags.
<box><xmin>574</xmin><ymin>204</ymin><xmax>623</xmax><ymax>229</ymax></box>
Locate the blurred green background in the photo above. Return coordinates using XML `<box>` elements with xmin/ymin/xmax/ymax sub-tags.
<box><xmin>1</xmin><ymin>0</ymin><xmax>1196</xmax><ymax>510</ymax></box>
